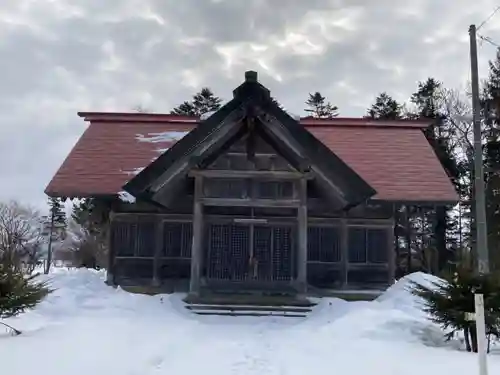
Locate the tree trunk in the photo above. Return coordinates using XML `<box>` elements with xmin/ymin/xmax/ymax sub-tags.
<box><xmin>464</xmin><ymin>326</ymin><xmax>472</xmax><ymax>352</ymax></box>
<box><xmin>44</xmin><ymin>212</ymin><xmax>55</xmax><ymax>275</ymax></box>
<box><xmin>435</xmin><ymin>206</ymin><xmax>448</xmax><ymax>271</ymax></box>
<box><xmin>470</xmin><ymin>324</ymin><xmax>478</xmax><ymax>353</ymax></box>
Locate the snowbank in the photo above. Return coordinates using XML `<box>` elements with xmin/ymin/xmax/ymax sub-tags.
<box><xmin>376</xmin><ymin>272</ymin><xmax>445</xmax><ymax>312</ymax></box>
<box><xmin>1</xmin><ymin>269</ymin><xmax>499</xmax><ymax>375</ymax></box>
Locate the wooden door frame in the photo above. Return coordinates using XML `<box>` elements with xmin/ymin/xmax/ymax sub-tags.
<box><xmin>202</xmin><ymin>218</ymin><xmax>297</xmax><ymax>291</ymax></box>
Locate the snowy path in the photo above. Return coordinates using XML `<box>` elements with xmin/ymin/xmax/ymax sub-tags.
<box><xmin>2</xmin><ymin>268</ymin><xmax>500</xmax><ymax>375</ymax></box>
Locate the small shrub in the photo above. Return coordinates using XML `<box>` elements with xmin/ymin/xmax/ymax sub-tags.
<box><xmin>411</xmin><ymin>264</ymin><xmax>500</xmax><ymax>352</ymax></box>
<box><xmin>0</xmin><ymin>264</ymin><xmax>52</xmax><ymax>335</ymax></box>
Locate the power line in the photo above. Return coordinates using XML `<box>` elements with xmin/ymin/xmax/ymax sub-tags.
<box><xmin>478</xmin><ymin>34</ymin><xmax>500</xmax><ymax>49</ymax></box>
<box><xmin>478</xmin><ymin>5</ymin><xmax>500</xmax><ymax>31</ymax></box>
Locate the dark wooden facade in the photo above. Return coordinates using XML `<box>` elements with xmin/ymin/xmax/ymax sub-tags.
<box><xmin>108</xmin><ymin>71</ymin><xmax>400</xmax><ymax>295</ymax></box>
<box><xmin>108</xmin><ymin>71</ymin><xmax>398</xmax><ymax>297</ymax></box>
<box><xmin>109</xmin><ymin>204</ymin><xmax>394</xmax><ymax>294</ymax></box>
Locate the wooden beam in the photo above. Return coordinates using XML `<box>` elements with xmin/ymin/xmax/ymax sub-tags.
<box><xmin>200</xmin><ymin>197</ymin><xmax>301</xmax><ymax>208</ymax></box>
<box><xmin>112</xmin><ymin>212</ymin><xmax>193</xmax><ymax>222</ymax></box>
<box><xmin>189</xmin><ymin>176</ymin><xmax>204</xmax><ymax>296</ymax></box>
<box><xmin>152</xmin><ymin>219</ymin><xmax>163</xmax><ymax>287</ymax></box>
<box><xmin>340</xmin><ymin>216</ymin><xmax>348</xmax><ymax>288</ymax></box>
<box><xmin>106</xmin><ymin>212</ymin><xmax>116</xmax><ymax>286</ymax></box>
<box><xmin>296</xmin><ymin>178</ymin><xmax>308</xmax><ymax>295</ymax></box>
<box><xmin>150</xmin><ymin>110</ymin><xmax>245</xmax><ymax>193</ymax></box>
<box><xmin>387</xmin><ymin>222</ymin><xmax>396</xmax><ymax>285</ymax></box>
<box><xmin>188</xmin><ymin>169</ymin><xmax>313</xmax><ymax>180</ymax></box>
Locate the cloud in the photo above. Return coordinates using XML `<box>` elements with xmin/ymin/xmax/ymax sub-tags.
<box><xmin>1</xmin><ymin>0</ymin><xmax>499</xmax><ymax>210</ymax></box>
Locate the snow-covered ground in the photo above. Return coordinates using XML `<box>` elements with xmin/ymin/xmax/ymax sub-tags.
<box><xmin>2</xmin><ymin>269</ymin><xmax>499</xmax><ymax>375</ymax></box>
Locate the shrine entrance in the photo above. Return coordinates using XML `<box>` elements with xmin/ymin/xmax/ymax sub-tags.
<box><xmin>204</xmin><ymin>220</ymin><xmax>295</xmax><ymax>289</ymax></box>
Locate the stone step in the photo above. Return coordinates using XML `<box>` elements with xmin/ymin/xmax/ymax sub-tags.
<box><xmin>192</xmin><ymin>310</ymin><xmax>307</xmax><ymax>318</ymax></box>
<box><xmin>187</xmin><ymin>303</ymin><xmax>313</xmax><ymax>314</ymax></box>
<box><xmin>183</xmin><ymin>294</ymin><xmax>316</xmax><ymax>307</ymax></box>
<box><xmin>184</xmin><ymin>293</ymin><xmax>316</xmax><ymax>317</ymax></box>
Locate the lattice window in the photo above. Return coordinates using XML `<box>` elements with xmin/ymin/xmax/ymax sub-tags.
<box><xmin>256</xmin><ymin>181</ymin><xmax>294</xmax><ymax>199</ymax></box>
<box><xmin>272</xmin><ymin>226</ymin><xmax>293</xmax><ymax>281</ymax></box>
<box><xmin>367</xmin><ymin>229</ymin><xmax>389</xmax><ymax>263</ymax></box>
<box><xmin>307</xmin><ymin>226</ymin><xmax>340</xmax><ymax>263</ymax></box>
<box><xmin>135</xmin><ymin>222</ymin><xmax>156</xmax><ymax>257</ymax></box>
<box><xmin>230</xmin><ymin>225</ymin><xmax>250</xmax><ymax>281</ymax></box>
<box><xmin>204</xmin><ymin>178</ymin><xmax>249</xmax><ymax>198</ymax></box>
<box><xmin>253</xmin><ymin>226</ymin><xmax>273</xmax><ymax>281</ymax></box>
<box><xmin>207</xmin><ymin>224</ymin><xmax>232</xmax><ymax>280</ymax></box>
<box><xmin>163</xmin><ymin>222</ymin><xmax>192</xmax><ymax>258</ymax></box>
<box><xmin>348</xmin><ymin>227</ymin><xmax>388</xmax><ymax>264</ymax></box>
<box><xmin>348</xmin><ymin>228</ymin><xmax>366</xmax><ymax>263</ymax></box>
<box><xmin>112</xmin><ymin>222</ymin><xmax>134</xmax><ymax>257</ymax></box>
<box><xmin>112</xmin><ymin>221</ymin><xmax>156</xmax><ymax>257</ymax></box>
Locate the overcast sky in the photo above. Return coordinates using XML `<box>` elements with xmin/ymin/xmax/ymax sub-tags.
<box><xmin>1</xmin><ymin>0</ymin><xmax>500</xmax><ymax>211</ymax></box>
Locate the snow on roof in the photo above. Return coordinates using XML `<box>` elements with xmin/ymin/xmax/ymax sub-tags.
<box><xmin>200</xmin><ymin>111</ymin><xmax>216</xmax><ymax>120</ymax></box>
<box><xmin>122</xmin><ymin>167</ymin><xmax>145</xmax><ymax>176</ymax></box>
<box><xmin>119</xmin><ymin>131</ymin><xmax>191</xmax><ymax>179</ymax></box>
<box><xmin>136</xmin><ymin>131</ymin><xmax>189</xmax><ymax>143</ymax></box>
<box><xmin>118</xmin><ymin>191</ymin><xmax>136</xmax><ymax>203</ymax></box>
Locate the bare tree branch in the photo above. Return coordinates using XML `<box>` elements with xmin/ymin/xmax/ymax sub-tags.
<box><xmin>0</xmin><ymin>201</ymin><xmax>45</xmax><ymax>274</ymax></box>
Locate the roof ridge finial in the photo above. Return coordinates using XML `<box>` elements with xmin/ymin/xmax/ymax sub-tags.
<box><xmin>245</xmin><ymin>70</ymin><xmax>258</xmax><ymax>82</ymax></box>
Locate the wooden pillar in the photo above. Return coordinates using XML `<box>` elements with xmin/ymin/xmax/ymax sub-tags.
<box><xmin>189</xmin><ymin>176</ymin><xmax>204</xmax><ymax>296</ymax></box>
<box><xmin>296</xmin><ymin>178</ymin><xmax>308</xmax><ymax>295</ymax></box>
<box><xmin>106</xmin><ymin>212</ymin><xmax>115</xmax><ymax>286</ymax></box>
<box><xmin>152</xmin><ymin>219</ymin><xmax>163</xmax><ymax>287</ymax></box>
<box><xmin>340</xmin><ymin>216</ymin><xmax>348</xmax><ymax>288</ymax></box>
<box><xmin>405</xmin><ymin>205</ymin><xmax>412</xmax><ymax>274</ymax></box>
<box><xmin>387</xmin><ymin>220</ymin><xmax>396</xmax><ymax>285</ymax></box>
<box><xmin>393</xmin><ymin>204</ymin><xmax>400</xmax><ymax>278</ymax></box>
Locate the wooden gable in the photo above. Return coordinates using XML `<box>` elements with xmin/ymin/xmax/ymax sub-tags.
<box><xmin>123</xmin><ymin>71</ymin><xmax>376</xmax><ymax>210</ymax></box>
<box><xmin>207</xmin><ymin>132</ymin><xmax>295</xmax><ymax>172</ymax></box>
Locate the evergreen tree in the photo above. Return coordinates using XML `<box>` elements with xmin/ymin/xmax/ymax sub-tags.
<box><xmin>0</xmin><ymin>264</ymin><xmax>51</xmax><ymax>335</ymax></box>
<box><xmin>367</xmin><ymin>92</ymin><xmax>402</xmax><ymax>119</ymax></box>
<box><xmin>408</xmin><ymin>78</ymin><xmax>461</xmax><ymax>272</ymax></box>
<box><xmin>71</xmin><ymin>198</ymin><xmax>95</xmax><ymax>232</ymax></box>
<box><xmin>49</xmin><ymin>198</ymin><xmax>67</xmax><ymax>229</ymax></box>
<box><xmin>171</xmin><ymin>88</ymin><xmax>222</xmax><ymax>117</ymax></box>
<box><xmin>411</xmin><ymin>262</ymin><xmax>500</xmax><ymax>352</ymax></box>
<box><xmin>44</xmin><ymin>198</ymin><xmax>67</xmax><ymax>274</ymax></box>
<box><xmin>482</xmin><ymin>49</ymin><xmax>500</xmax><ymax>271</ymax></box>
<box><xmin>305</xmin><ymin>92</ymin><xmax>338</xmax><ymax>118</ymax></box>
<box><xmin>70</xmin><ymin>199</ymin><xmax>110</xmax><ymax>269</ymax></box>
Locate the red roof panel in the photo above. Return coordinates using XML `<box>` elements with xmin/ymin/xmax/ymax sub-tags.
<box><xmin>45</xmin><ymin>114</ymin><xmax>458</xmax><ymax>203</ymax></box>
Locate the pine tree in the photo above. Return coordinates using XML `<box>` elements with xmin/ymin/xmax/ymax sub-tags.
<box><xmin>0</xmin><ymin>264</ymin><xmax>51</xmax><ymax>335</ymax></box>
<box><xmin>45</xmin><ymin>198</ymin><xmax>67</xmax><ymax>274</ymax></box>
<box><xmin>305</xmin><ymin>92</ymin><xmax>339</xmax><ymax>118</ymax></box>
<box><xmin>482</xmin><ymin>49</ymin><xmax>500</xmax><ymax>271</ymax></box>
<box><xmin>408</xmin><ymin>78</ymin><xmax>461</xmax><ymax>272</ymax></box>
<box><xmin>411</xmin><ymin>262</ymin><xmax>500</xmax><ymax>352</ymax></box>
<box><xmin>71</xmin><ymin>198</ymin><xmax>94</xmax><ymax>232</ymax></box>
<box><xmin>367</xmin><ymin>92</ymin><xmax>402</xmax><ymax>119</ymax></box>
<box><xmin>70</xmin><ymin>199</ymin><xmax>110</xmax><ymax>269</ymax></box>
<box><xmin>171</xmin><ymin>88</ymin><xmax>222</xmax><ymax>117</ymax></box>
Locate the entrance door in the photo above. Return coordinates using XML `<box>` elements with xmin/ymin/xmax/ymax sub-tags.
<box><xmin>205</xmin><ymin>222</ymin><xmax>294</xmax><ymax>286</ymax></box>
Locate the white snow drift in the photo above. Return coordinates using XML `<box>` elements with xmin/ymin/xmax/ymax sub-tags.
<box><xmin>1</xmin><ymin>268</ymin><xmax>499</xmax><ymax>375</ymax></box>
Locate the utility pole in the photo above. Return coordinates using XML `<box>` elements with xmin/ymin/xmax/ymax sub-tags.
<box><xmin>469</xmin><ymin>23</ymin><xmax>489</xmax><ymax>275</ymax></box>
<box><xmin>44</xmin><ymin>211</ymin><xmax>54</xmax><ymax>274</ymax></box>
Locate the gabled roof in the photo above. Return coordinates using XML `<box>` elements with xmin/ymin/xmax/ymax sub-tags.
<box><xmin>45</xmin><ymin>81</ymin><xmax>459</xmax><ymax>204</ymax></box>
<box><xmin>123</xmin><ymin>72</ymin><xmax>376</xmax><ymax>208</ymax></box>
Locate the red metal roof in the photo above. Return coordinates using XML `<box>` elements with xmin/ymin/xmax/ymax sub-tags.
<box><xmin>45</xmin><ymin>113</ymin><xmax>458</xmax><ymax>203</ymax></box>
